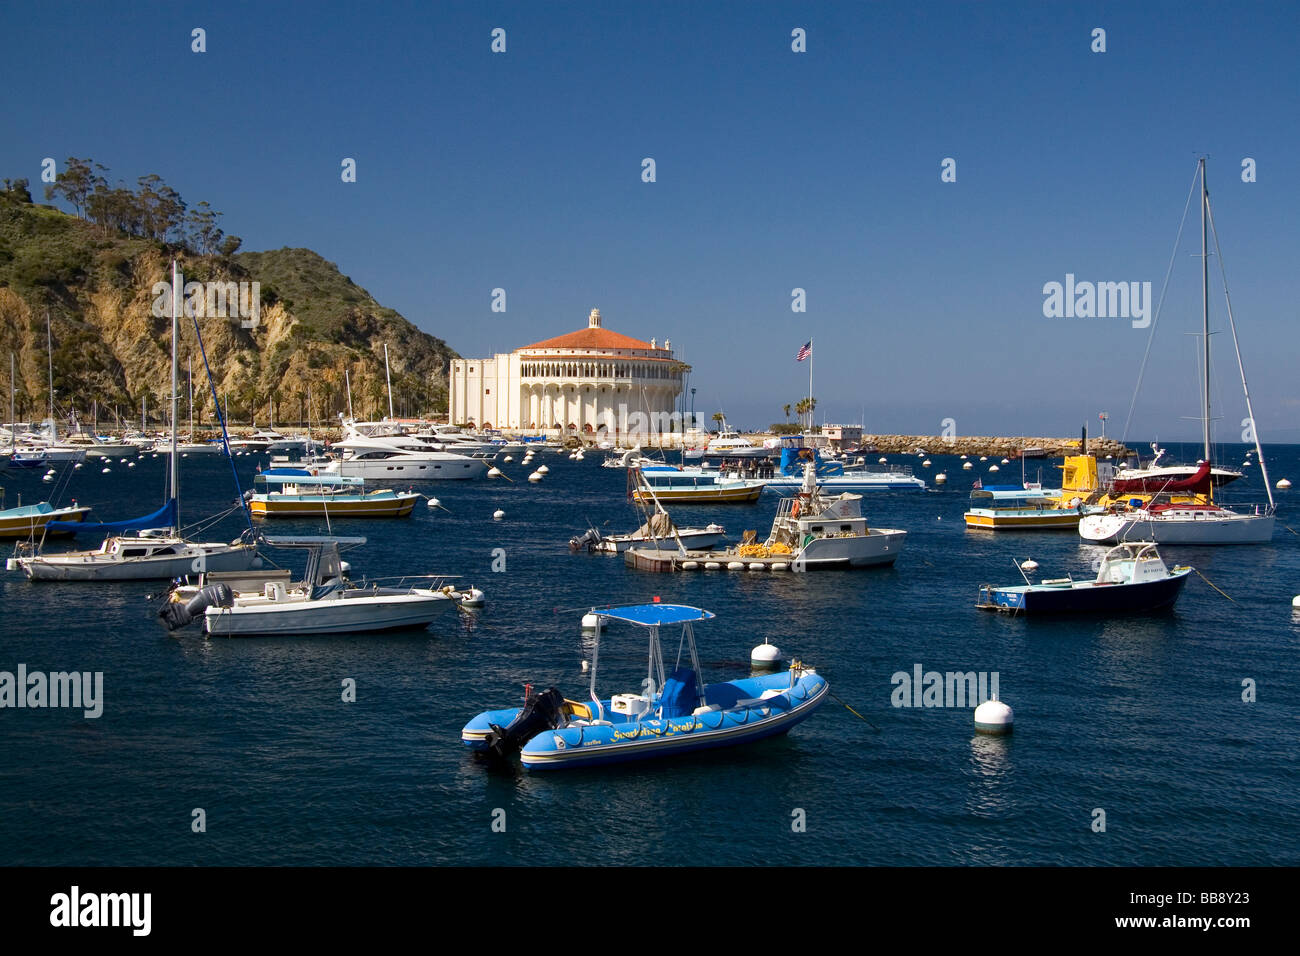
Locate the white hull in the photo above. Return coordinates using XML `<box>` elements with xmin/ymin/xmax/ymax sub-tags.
<box><xmin>204</xmin><ymin>590</ymin><xmax>451</xmax><ymax>636</ymax></box>
<box><xmin>764</xmin><ymin>474</ymin><xmax>926</xmax><ymax>492</ymax></box>
<box><xmin>15</xmin><ymin>543</ymin><xmax>261</xmax><ymax>581</ymax></box>
<box><xmin>595</xmin><ymin>529</ymin><xmax>729</xmax><ymax>553</ymax></box>
<box><xmin>794</xmin><ymin>529</ymin><xmax>907</xmax><ymax>568</ymax></box>
<box><xmin>331</xmin><ymin>456</ymin><xmax>487</xmax><ymax>480</ymax></box>
<box><xmin>1079</xmin><ymin>511</ymin><xmax>1275</xmax><ymax>545</ymax></box>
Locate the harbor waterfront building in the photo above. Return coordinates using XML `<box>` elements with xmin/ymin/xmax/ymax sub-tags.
<box><xmin>448</xmin><ymin>309</ymin><xmax>688</xmax><ymax>439</ymax></box>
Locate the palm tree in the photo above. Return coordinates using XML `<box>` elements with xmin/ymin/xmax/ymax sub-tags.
<box><xmin>783</xmin><ymin>403</ymin><xmax>791</xmax><ymax>423</ymax></box>
<box><xmin>710</xmin><ymin>411</ymin><xmax>724</xmax><ymax>433</ymax></box>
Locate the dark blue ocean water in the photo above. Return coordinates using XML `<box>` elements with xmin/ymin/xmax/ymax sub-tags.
<box><xmin>2</xmin><ymin>443</ymin><xmax>1297</xmax><ymax>866</ymax></box>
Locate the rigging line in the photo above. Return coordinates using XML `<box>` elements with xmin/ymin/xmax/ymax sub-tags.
<box><xmin>1120</xmin><ymin>162</ymin><xmax>1202</xmax><ymax>448</ymax></box>
<box><xmin>1204</xmin><ymin>195</ymin><xmax>1275</xmax><ymax>510</ymax></box>
<box><xmin>189</xmin><ymin>308</ymin><xmax>254</xmax><ymax>534</ymax></box>
<box><xmin>1191</xmin><ymin>567</ymin><xmax>1235</xmax><ymax>604</ymax></box>
<box><xmin>827</xmin><ymin>690</ymin><xmax>880</xmax><ymax>732</ymax></box>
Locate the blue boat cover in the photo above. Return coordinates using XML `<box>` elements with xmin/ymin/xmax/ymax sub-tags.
<box><xmin>45</xmin><ymin>498</ymin><xmax>177</xmax><ymax>535</ymax></box>
<box><xmin>659</xmin><ymin>667</ymin><xmax>698</xmax><ymax>718</ymax></box>
<box><xmin>597</xmin><ymin>604</ymin><xmax>715</xmax><ymax>626</ymax></box>
<box><xmin>778</xmin><ymin>446</ymin><xmax>844</xmax><ymax>478</ymax></box>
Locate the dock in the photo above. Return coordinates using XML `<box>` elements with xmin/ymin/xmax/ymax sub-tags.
<box><xmin>624</xmin><ymin>547</ymin><xmax>795</xmax><ymax>573</ymax></box>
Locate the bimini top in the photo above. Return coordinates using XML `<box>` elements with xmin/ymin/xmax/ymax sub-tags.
<box><xmin>596</xmin><ymin>604</ymin><xmax>715</xmax><ymax>626</ymax></box>
<box><xmin>256</xmin><ymin>471</ymin><xmax>364</xmax><ymax>487</ymax></box>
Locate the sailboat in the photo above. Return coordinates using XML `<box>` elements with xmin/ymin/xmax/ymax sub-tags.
<box><xmin>1079</xmin><ymin>158</ymin><xmax>1275</xmax><ymax>545</ymax></box>
<box><xmin>7</xmin><ymin>261</ymin><xmax>263</xmax><ymax>581</ymax></box>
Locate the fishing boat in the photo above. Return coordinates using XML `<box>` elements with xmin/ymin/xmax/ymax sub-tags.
<box><xmin>248</xmin><ymin>470</ymin><xmax>419</xmax><ymax>518</ymax></box>
<box><xmin>461</xmin><ymin>603</ymin><xmax>828</xmax><ymax>770</ymax></box>
<box><xmin>976</xmin><ymin>541</ymin><xmax>1190</xmax><ymax>614</ymax></box>
<box><xmin>159</xmin><ymin>535</ymin><xmax>475</xmax><ymax>636</ymax></box>
<box><xmin>630</xmin><ymin>464</ymin><xmax>765</xmax><ymax>503</ymax></box>
<box><xmin>0</xmin><ymin>493</ymin><xmax>91</xmax><ymax>538</ymax></box>
<box><xmin>571</xmin><ymin>469</ymin><xmax>727</xmax><ymax>553</ymax></box>
<box><xmin>627</xmin><ymin>459</ymin><xmax>906</xmax><ymax>571</ymax></box>
<box><xmin>1080</xmin><ymin>158</ymin><xmax>1274</xmax><ymax>545</ymax></box>
<box><xmin>6</xmin><ymin>262</ymin><xmax>262</xmax><ymax>581</ymax></box>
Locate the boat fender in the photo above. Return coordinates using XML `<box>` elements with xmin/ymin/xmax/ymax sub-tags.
<box><xmin>791</xmin><ymin>501</ymin><xmax>801</xmax><ymax>518</ymax></box>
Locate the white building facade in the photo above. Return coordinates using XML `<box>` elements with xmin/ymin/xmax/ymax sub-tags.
<box><xmin>449</xmin><ymin>309</ymin><xmax>688</xmax><ymax>438</ymax></box>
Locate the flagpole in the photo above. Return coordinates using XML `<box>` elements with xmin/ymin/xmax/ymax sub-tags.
<box><xmin>808</xmin><ymin>337</ymin><xmax>813</xmax><ymax>431</ymax></box>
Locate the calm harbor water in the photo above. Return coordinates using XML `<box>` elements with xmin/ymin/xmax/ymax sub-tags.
<box><xmin>2</xmin><ymin>443</ymin><xmax>1297</xmax><ymax>866</ymax></box>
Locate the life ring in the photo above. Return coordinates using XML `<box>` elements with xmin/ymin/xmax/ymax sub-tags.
<box><xmin>791</xmin><ymin>501</ymin><xmax>802</xmax><ymax>518</ymax></box>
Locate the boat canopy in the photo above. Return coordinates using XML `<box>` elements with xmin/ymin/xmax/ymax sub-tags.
<box><xmin>596</xmin><ymin>604</ymin><xmax>715</xmax><ymax>626</ymax></box>
<box><xmin>971</xmin><ymin>486</ymin><xmax>1061</xmax><ymax>501</ymax></box>
<box><xmin>256</xmin><ymin>472</ymin><xmax>364</xmax><ymax>487</ymax></box>
<box><xmin>45</xmin><ymin>498</ymin><xmax>176</xmax><ymax>535</ymax></box>
<box><xmin>1111</xmin><ymin>460</ymin><xmax>1212</xmax><ymax>496</ymax></box>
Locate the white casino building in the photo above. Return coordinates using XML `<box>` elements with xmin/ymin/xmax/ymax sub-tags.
<box><xmin>448</xmin><ymin>309</ymin><xmax>687</xmax><ymax>437</ymax></box>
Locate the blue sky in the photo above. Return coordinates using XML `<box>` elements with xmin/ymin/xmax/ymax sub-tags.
<box><xmin>4</xmin><ymin>1</ymin><xmax>1298</xmax><ymax>441</ymax></box>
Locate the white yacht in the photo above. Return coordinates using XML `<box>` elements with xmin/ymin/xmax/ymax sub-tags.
<box><xmin>326</xmin><ymin>431</ymin><xmax>487</xmax><ymax>480</ymax></box>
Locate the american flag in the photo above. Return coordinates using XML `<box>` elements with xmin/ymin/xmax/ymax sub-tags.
<box><xmin>795</xmin><ymin>341</ymin><xmax>812</xmax><ymax>362</ymax></box>
<box><xmin>972</xmin><ymin>477</ymin><xmax>982</xmax><ymax>489</ymax></box>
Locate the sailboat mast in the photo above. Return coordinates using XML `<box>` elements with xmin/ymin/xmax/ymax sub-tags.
<box><xmin>345</xmin><ymin>368</ymin><xmax>354</xmax><ymax>419</ymax></box>
<box><xmin>384</xmin><ymin>344</ymin><xmax>394</xmax><ymax>420</ymax></box>
<box><xmin>188</xmin><ymin>356</ymin><xmax>194</xmax><ymax>438</ymax></box>
<box><xmin>8</xmin><ymin>352</ymin><xmax>14</xmax><ymax>453</ymax></box>
<box><xmin>170</xmin><ymin>261</ymin><xmax>181</xmax><ymax>529</ymax></box>
<box><xmin>46</xmin><ymin>310</ymin><xmax>55</xmax><ymax>440</ymax></box>
<box><xmin>1200</xmin><ymin>157</ymin><xmax>1211</xmax><ymax>462</ymax></box>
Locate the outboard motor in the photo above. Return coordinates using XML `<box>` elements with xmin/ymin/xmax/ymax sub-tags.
<box><xmin>568</xmin><ymin>528</ymin><xmax>602</xmax><ymax>552</ymax></box>
<box><xmin>158</xmin><ymin>583</ymin><xmax>235</xmax><ymax>631</ymax></box>
<box><xmin>482</xmin><ymin>686</ymin><xmax>566</xmax><ymax>760</ymax></box>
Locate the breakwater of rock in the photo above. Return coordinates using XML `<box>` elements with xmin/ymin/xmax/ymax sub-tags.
<box><xmin>860</xmin><ymin>434</ymin><xmax>1132</xmax><ymax>458</ymax></box>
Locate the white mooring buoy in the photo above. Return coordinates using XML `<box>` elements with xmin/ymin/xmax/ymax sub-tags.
<box><xmin>528</xmin><ymin>471</ymin><xmax>543</xmax><ymax>482</ymax></box>
<box><xmin>935</xmin><ymin>472</ymin><xmax>947</xmax><ymax>484</ymax></box>
<box><xmin>1020</xmin><ymin>559</ymin><xmax>1039</xmax><ymax>572</ymax></box>
<box><xmin>1277</xmin><ymin>478</ymin><xmax>1292</xmax><ymax>490</ymax></box>
<box><xmin>1292</xmin><ymin>595</ymin><xmax>1300</xmax><ymax>608</ymax></box>
<box><xmin>487</xmin><ymin>466</ymin><xmax>502</xmax><ymax>478</ymax></box>
<box><xmin>962</xmin><ymin>461</ymin><xmax>973</xmax><ymax>470</ymax></box>
<box><xmin>493</xmin><ymin>509</ymin><xmax>505</xmax><ymax>520</ymax></box>
<box><xmin>460</xmin><ymin>588</ymin><xmax>485</xmax><ymax>607</ymax></box>
<box><xmin>581</xmin><ymin>612</ymin><xmax>600</xmax><ymax>630</ymax></box>
<box><xmin>988</xmin><ymin>465</ymin><xmax>999</xmax><ymax>472</ymax></box>
<box><xmin>426</xmin><ymin>497</ymin><xmax>440</xmax><ymax>509</ymax></box>
<box><xmin>974</xmin><ymin>696</ymin><xmax>1014</xmax><ymax>735</ymax></box>
<box><xmin>503</xmin><ymin>455</ymin><xmax>513</xmax><ymax>463</ymax></box>
<box><xmin>537</xmin><ymin>464</ymin><xmax>549</xmax><ymax>474</ymax></box>
<box><xmin>922</xmin><ymin>459</ymin><xmax>932</xmax><ymax>468</ymax></box>
<box><xmin>879</xmin><ymin>457</ymin><xmax>888</xmax><ymax>464</ymax></box>
<box><xmin>751</xmin><ymin>642</ymin><xmax>782</xmax><ymax>666</ymax></box>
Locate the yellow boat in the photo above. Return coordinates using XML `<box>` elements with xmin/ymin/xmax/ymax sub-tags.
<box><xmin>0</xmin><ymin>495</ymin><xmax>93</xmax><ymax>538</ymax></box>
<box><xmin>248</xmin><ymin>470</ymin><xmax>418</xmax><ymax>518</ymax></box>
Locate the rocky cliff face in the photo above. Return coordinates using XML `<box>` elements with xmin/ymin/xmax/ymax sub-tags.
<box><xmin>0</xmin><ymin>196</ymin><xmax>455</xmax><ymax>428</ymax></box>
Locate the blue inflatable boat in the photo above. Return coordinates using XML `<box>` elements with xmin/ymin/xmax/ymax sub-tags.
<box><xmin>462</xmin><ymin>603</ymin><xmax>828</xmax><ymax>770</ymax></box>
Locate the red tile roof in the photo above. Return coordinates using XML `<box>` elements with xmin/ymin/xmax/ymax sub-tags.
<box><xmin>521</xmin><ymin>327</ymin><xmax>657</xmax><ymax>351</ymax></box>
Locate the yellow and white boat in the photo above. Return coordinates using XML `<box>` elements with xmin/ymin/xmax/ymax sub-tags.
<box><xmin>248</xmin><ymin>470</ymin><xmax>418</xmax><ymax>519</ymax></box>
<box><xmin>630</xmin><ymin>465</ymin><xmax>765</xmax><ymax>504</ymax></box>
<box><xmin>0</xmin><ymin>493</ymin><xmax>92</xmax><ymax>538</ymax></box>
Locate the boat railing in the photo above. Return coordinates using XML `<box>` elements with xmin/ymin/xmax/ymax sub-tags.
<box><xmin>352</xmin><ymin>573</ymin><xmax>464</xmax><ymax>592</ymax></box>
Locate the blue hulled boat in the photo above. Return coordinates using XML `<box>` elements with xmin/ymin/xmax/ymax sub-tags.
<box><xmin>462</xmin><ymin>603</ymin><xmax>828</xmax><ymax>770</ymax></box>
<box><xmin>976</xmin><ymin>541</ymin><xmax>1191</xmax><ymax>614</ymax></box>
